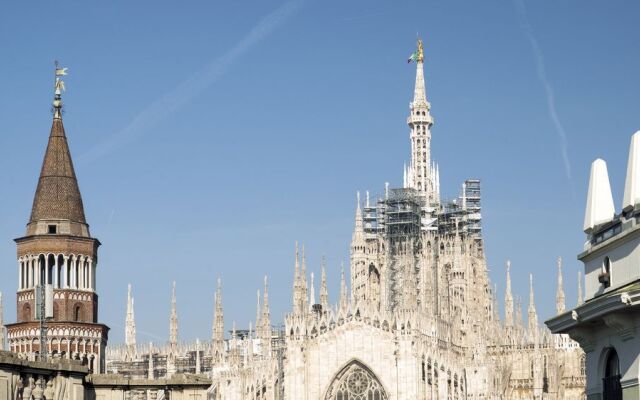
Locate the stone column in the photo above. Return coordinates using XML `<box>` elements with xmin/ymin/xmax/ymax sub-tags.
<box><xmin>19</xmin><ymin>260</ymin><xmax>23</xmax><ymax>290</ymax></box>
<box><xmin>45</xmin><ymin>255</ymin><xmax>49</xmax><ymax>286</ymax></box>
<box><xmin>29</xmin><ymin>257</ymin><xmax>34</xmax><ymax>287</ymax></box>
<box><xmin>72</xmin><ymin>257</ymin><xmax>77</xmax><ymax>289</ymax></box>
<box><xmin>54</xmin><ymin>256</ymin><xmax>59</xmax><ymax>288</ymax></box>
<box><xmin>88</xmin><ymin>259</ymin><xmax>93</xmax><ymax>291</ymax></box>
<box><xmin>63</xmin><ymin>255</ymin><xmax>69</xmax><ymax>288</ymax></box>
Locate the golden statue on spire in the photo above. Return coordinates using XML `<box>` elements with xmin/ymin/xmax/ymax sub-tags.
<box><xmin>407</xmin><ymin>38</ymin><xmax>425</xmax><ymax>63</ymax></box>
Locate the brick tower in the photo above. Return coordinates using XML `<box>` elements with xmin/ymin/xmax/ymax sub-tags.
<box><xmin>5</xmin><ymin>65</ymin><xmax>109</xmax><ymax>373</ymax></box>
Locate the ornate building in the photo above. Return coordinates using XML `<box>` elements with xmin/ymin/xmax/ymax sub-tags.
<box><xmin>102</xmin><ymin>40</ymin><xmax>587</xmax><ymax>399</ymax></box>
<box><xmin>4</xmin><ymin>68</ymin><xmax>109</xmax><ymax>373</ymax></box>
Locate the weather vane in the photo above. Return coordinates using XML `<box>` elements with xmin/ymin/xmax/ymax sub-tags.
<box><xmin>53</xmin><ymin>60</ymin><xmax>68</xmax><ymax>118</ymax></box>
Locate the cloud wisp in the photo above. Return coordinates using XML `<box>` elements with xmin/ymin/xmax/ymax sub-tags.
<box><xmin>79</xmin><ymin>0</ymin><xmax>306</xmax><ymax>164</ymax></box>
<box><xmin>514</xmin><ymin>0</ymin><xmax>573</xmax><ymax>187</ymax></box>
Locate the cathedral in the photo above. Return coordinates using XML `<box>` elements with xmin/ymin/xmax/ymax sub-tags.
<box><xmin>1</xmin><ymin>40</ymin><xmax>588</xmax><ymax>399</ymax></box>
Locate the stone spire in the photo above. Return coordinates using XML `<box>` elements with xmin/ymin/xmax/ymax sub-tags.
<box><xmin>352</xmin><ymin>191</ymin><xmax>364</xmax><ymax>242</ymax></box>
<box><xmin>148</xmin><ymin>342</ymin><xmax>154</xmax><ymax>379</ymax></box>
<box><xmin>320</xmin><ymin>256</ymin><xmax>329</xmax><ymax>311</ymax></box>
<box><xmin>504</xmin><ymin>260</ymin><xmax>514</xmax><ymax>327</ymax></box>
<box><xmin>407</xmin><ymin>38</ymin><xmax>436</xmax><ymax>202</ymax></box>
<box><xmin>260</xmin><ymin>276</ymin><xmax>271</xmax><ymax>356</ymax></box>
<box><xmin>125</xmin><ymin>284</ymin><xmax>136</xmax><ymax>359</ymax></box>
<box><xmin>577</xmin><ymin>270</ymin><xmax>584</xmax><ymax>306</ymax></box>
<box><xmin>556</xmin><ymin>257</ymin><xmax>566</xmax><ymax>314</ymax></box>
<box><xmin>169</xmin><ymin>281</ymin><xmax>178</xmax><ymax>351</ymax></box>
<box><xmin>28</xmin><ymin>64</ymin><xmax>89</xmax><ymax>237</ymax></box>
<box><xmin>292</xmin><ymin>241</ymin><xmax>302</xmax><ymax>315</ymax></box>
<box><xmin>309</xmin><ymin>272</ymin><xmax>316</xmax><ymax>310</ymax></box>
<box><xmin>212</xmin><ymin>278</ymin><xmax>225</xmax><ymax>362</ymax></box>
<box><xmin>262</xmin><ymin>276</ymin><xmax>271</xmax><ymax>328</ymax></box>
<box><xmin>0</xmin><ymin>292</ymin><xmax>5</xmax><ymax>351</ymax></box>
<box><xmin>528</xmin><ymin>274</ymin><xmax>538</xmax><ymax>337</ymax></box>
<box><xmin>301</xmin><ymin>245</ymin><xmax>308</xmax><ymax>312</ymax></box>
<box><xmin>339</xmin><ymin>261</ymin><xmax>348</xmax><ymax>311</ymax></box>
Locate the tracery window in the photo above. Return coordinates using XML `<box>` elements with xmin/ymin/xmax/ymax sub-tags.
<box><xmin>325</xmin><ymin>361</ymin><xmax>388</xmax><ymax>400</ymax></box>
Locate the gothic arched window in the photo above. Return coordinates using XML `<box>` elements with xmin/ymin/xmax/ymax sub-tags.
<box><xmin>325</xmin><ymin>361</ymin><xmax>388</xmax><ymax>400</ymax></box>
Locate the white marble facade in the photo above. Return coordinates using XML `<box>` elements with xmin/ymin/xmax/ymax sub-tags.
<box><xmin>107</xmin><ymin>41</ymin><xmax>587</xmax><ymax>400</ymax></box>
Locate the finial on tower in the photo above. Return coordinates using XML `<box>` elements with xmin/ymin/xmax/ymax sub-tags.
<box><xmin>407</xmin><ymin>38</ymin><xmax>424</xmax><ymax>63</ymax></box>
<box><xmin>53</xmin><ymin>61</ymin><xmax>68</xmax><ymax>119</ymax></box>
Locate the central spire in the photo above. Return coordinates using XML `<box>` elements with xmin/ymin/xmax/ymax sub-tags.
<box><xmin>406</xmin><ymin>38</ymin><xmax>437</xmax><ymax>203</ymax></box>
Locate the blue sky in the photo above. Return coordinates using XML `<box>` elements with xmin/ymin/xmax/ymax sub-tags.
<box><xmin>1</xmin><ymin>1</ymin><xmax>639</xmax><ymax>344</ymax></box>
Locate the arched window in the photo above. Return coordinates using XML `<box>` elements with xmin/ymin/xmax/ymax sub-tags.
<box><xmin>74</xmin><ymin>304</ymin><xmax>83</xmax><ymax>322</ymax></box>
<box><xmin>325</xmin><ymin>361</ymin><xmax>388</xmax><ymax>400</ymax></box>
<box><xmin>603</xmin><ymin>348</ymin><xmax>622</xmax><ymax>400</ymax></box>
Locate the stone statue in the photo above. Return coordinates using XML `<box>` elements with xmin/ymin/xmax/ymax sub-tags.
<box><xmin>22</xmin><ymin>376</ymin><xmax>34</xmax><ymax>400</ymax></box>
<box><xmin>43</xmin><ymin>379</ymin><xmax>54</xmax><ymax>400</ymax></box>
<box><xmin>31</xmin><ymin>377</ymin><xmax>43</xmax><ymax>400</ymax></box>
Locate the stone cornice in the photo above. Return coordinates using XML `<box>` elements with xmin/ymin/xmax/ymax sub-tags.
<box><xmin>545</xmin><ymin>284</ymin><xmax>640</xmax><ymax>342</ymax></box>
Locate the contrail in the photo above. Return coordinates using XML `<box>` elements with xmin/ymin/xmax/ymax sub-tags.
<box><xmin>514</xmin><ymin>0</ymin><xmax>573</xmax><ymax>187</ymax></box>
<box><xmin>79</xmin><ymin>0</ymin><xmax>306</xmax><ymax>163</ymax></box>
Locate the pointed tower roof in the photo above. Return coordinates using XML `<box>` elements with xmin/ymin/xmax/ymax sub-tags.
<box><xmin>622</xmin><ymin>131</ymin><xmax>640</xmax><ymax>209</ymax></box>
<box><xmin>27</xmin><ymin>71</ymin><xmax>89</xmax><ymax>237</ymax></box>
<box><xmin>556</xmin><ymin>257</ymin><xmax>566</xmax><ymax>315</ymax></box>
<box><xmin>583</xmin><ymin>159</ymin><xmax>615</xmax><ymax>233</ymax></box>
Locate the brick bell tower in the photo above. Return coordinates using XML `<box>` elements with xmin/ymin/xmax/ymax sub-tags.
<box><xmin>5</xmin><ymin>65</ymin><xmax>109</xmax><ymax>373</ymax></box>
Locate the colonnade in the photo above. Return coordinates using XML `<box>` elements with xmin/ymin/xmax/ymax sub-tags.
<box><xmin>17</xmin><ymin>254</ymin><xmax>95</xmax><ymax>292</ymax></box>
